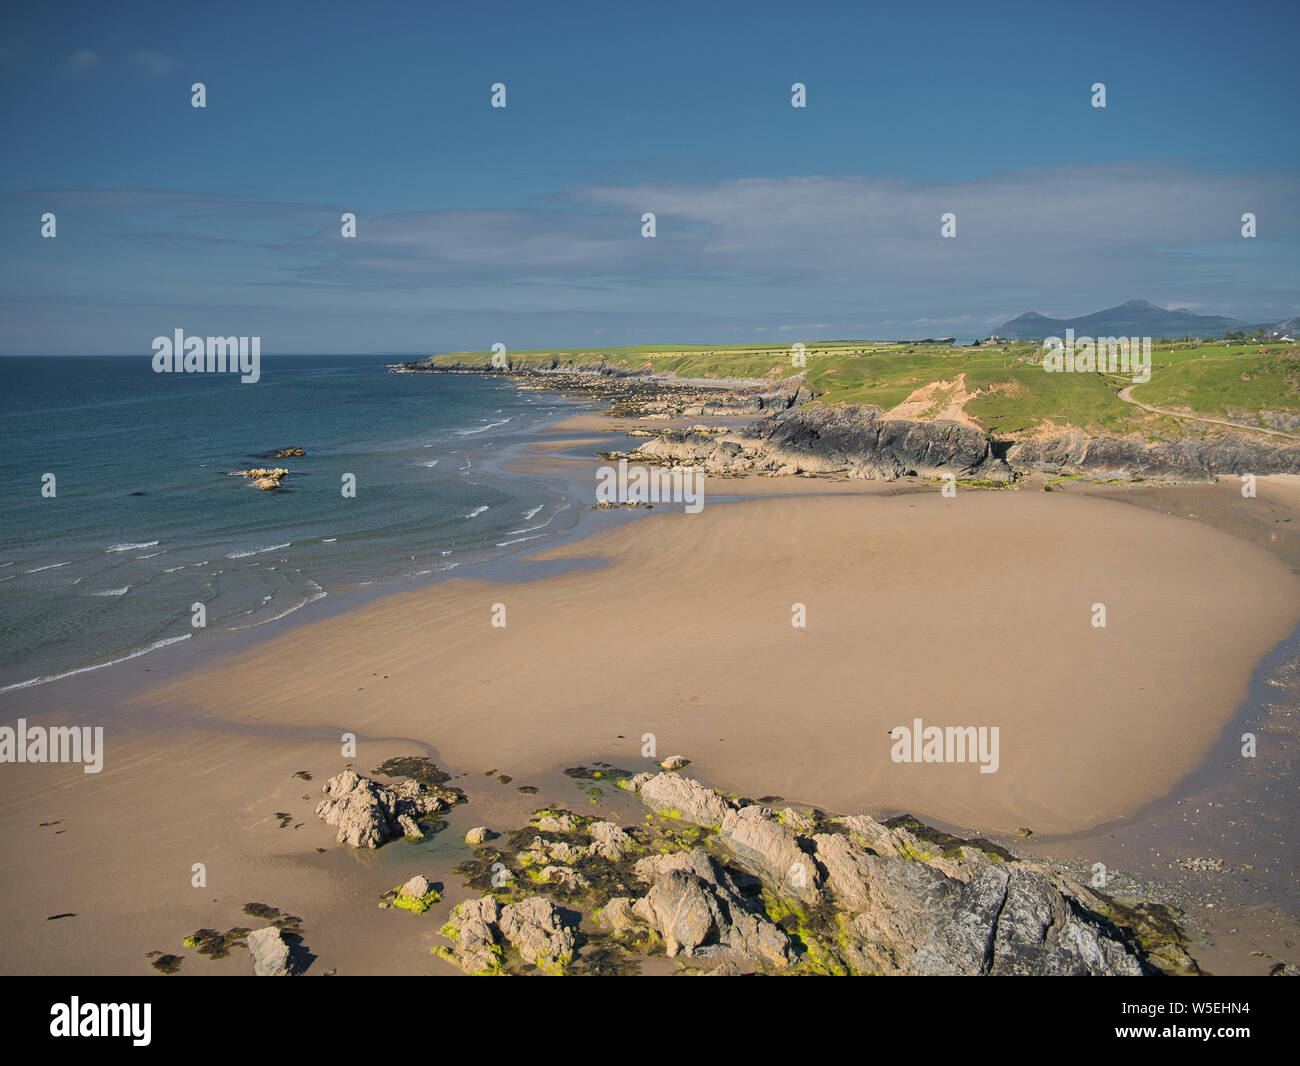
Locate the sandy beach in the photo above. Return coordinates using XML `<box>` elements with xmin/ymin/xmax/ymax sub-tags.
<box><xmin>3</xmin><ymin>437</ymin><xmax>1299</xmax><ymax>975</ymax></box>
<box><xmin>132</xmin><ymin>484</ymin><xmax>1296</xmax><ymax>836</ymax></box>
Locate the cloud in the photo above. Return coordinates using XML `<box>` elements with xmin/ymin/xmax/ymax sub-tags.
<box><xmin>129</xmin><ymin>49</ymin><xmax>175</xmax><ymax>73</ymax></box>
<box><xmin>62</xmin><ymin>49</ymin><xmax>100</xmax><ymax>74</ymax></box>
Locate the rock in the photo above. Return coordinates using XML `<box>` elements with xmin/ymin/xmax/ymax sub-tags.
<box><xmin>535</xmin><ymin>812</ymin><xmax>577</xmax><ymax>833</ymax></box>
<box><xmin>909</xmin><ymin>866</ymin><xmax>1143</xmax><ymax>976</ymax></box>
<box><xmin>621</xmin><ymin>772</ymin><xmax>654</xmax><ymax>792</ymax></box>
<box><xmin>247</xmin><ymin>927</ymin><xmax>296</xmax><ymax>976</ymax></box>
<box><xmin>315</xmin><ymin>770</ymin><xmax>400</xmax><ymax>848</ymax></box>
<box><xmin>644</xmin><ymin>870</ymin><xmax>717</xmax><ymax>957</ymax></box>
<box><xmin>315</xmin><ymin>769</ymin><xmax>456</xmax><ymax>849</ymax></box>
<box><xmin>706</xmin><ymin>958</ymin><xmax>744</xmax><ymax>976</ymax></box>
<box><xmin>719</xmin><ymin>805</ymin><xmax>822</xmax><ymax>901</ymax></box>
<box><xmin>399</xmin><ymin>875</ymin><xmax>431</xmax><ymax>898</ymax></box>
<box><xmin>465</xmin><ymin>826</ymin><xmax>491</xmax><ymax>845</ymax></box>
<box><xmin>1016</xmin><ymin>827</ymin><xmax>1034</xmax><ymax>839</ymax></box>
<box><xmin>444</xmin><ymin>897</ymin><xmax>503</xmax><ymax>975</ymax></box>
<box><xmin>659</xmin><ymin>755</ymin><xmax>691</xmax><ymax>770</ymax></box>
<box><xmin>537</xmin><ymin>865</ymin><xmax>591</xmax><ymax>892</ymax></box>
<box><xmin>1270</xmin><ymin>961</ymin><xmax>1300</xmax><ymax>976</ymax></box>
<box><xmin>599</xmin><ymin>897</ymin><xmax>643</xmax><ymax>938</ymax></box>
<box><xmin>639</xmin><ymin>773</ymin><xmax>733</xmax><ymax>827</ymax></box>
<box><xmin>497</xmin><ymin>897</ymin><xmax>575</xmax><ymax>972</ymax></box>
<box><xmin>586</xmin><ymin>821</ymin><xmax>637</xmax><ymax>861</ymax></box>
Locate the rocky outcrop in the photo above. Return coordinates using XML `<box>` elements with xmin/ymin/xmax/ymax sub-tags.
<box><xmin>626</xmin><ymin>774</ymin><xmax>1145</xmax><ymax>976</ymax></box>
<box><xmin>1008</xmin><ymin>427</ymin><xmax>1300</xmax><ymax>478</ymax></box>
<box><xmin>440</xmin><ymin>896</ymin><xmax>576</xmax><ymax>974</ymax></box>
<box><xmin>389</xmin><ymin>359</ymin><xmax>810</xmax><ymax>418</ymax></box>
<box><xmin>631</xmin><ymin>405</ymin><xmax>1013</xmax><ymax>481</ymax></box>
<box><xmin>226</xmin><ymin>466</ymin><xmax>291</xmax><ymax>491</ymax></box>
<box><xmin>315</xmin><ymin>769</ymin><xmax>459</xmax><ymax>848</ymax></box>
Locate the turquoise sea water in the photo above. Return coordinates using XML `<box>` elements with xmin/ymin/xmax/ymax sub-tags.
<box><xmin>0</xmin><ymin>354</ymin><xmax>580</xmax><ymax>691</ymax></box>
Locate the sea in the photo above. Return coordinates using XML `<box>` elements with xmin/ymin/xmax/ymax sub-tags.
<box><xmin>0</xmin><ymin>354</ymin><xmax>586</xmax><ymax>693</ymax></box>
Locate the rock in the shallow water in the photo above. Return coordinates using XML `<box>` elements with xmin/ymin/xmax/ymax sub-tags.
<box><xmin>639</xmin><ymin>772</ymin><xmax>732</xmax><ymax>827</ymax></box>
<box><xmin>659</xmin><ymin>754</ymin><xmax>691</xmax><ymax>770</ymax></box>
<box><xmin>315</xmin><ymin>768</ymin><xmax>457</xmax><ymax>848</ymax></box>
<box><xmin>497</xmin><ymin>897</ymin><xmax>575</xmax><ymax>973</ymax></box>
<box><xmin>400</xmin><ymin>875</ymin><xmax>432</xmax><ymax>899</ymax></box>
<box><xmin>248</xmin><ymin>927</ymin><xmax>296</xmax><ymax>976</ymax></box>
<box><xmin>466</xmin><ymin>826</ymin><xmax>491</xmax><ymax>845</ymax></box>
<box><xmin>315</xmin><ymin>770</ymin><xmax>400</xmax><ymax>848</ymax></box>
<box><xmin>621</xmin><ymin>772</ymin><xmax>654</xmax><ymax>792</ymax></box>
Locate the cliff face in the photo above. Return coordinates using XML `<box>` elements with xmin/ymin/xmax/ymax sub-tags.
<box><xmin>1009</xmin><ymin>427</ymin><xmax>1300</xmax><ymax>478</ymax></box>
<box><xmin>633</xmin><ymin>404</ymin><xmax>1300</xmax><ymax>482</ymax></box>
<box><xmin>634</xmin><ymin>405</ymin><xmax>1012</xmax><ymax>481</ymax></box>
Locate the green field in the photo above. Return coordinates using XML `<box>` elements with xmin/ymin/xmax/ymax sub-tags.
<box><xmin>424</xmin><ymin>339</ymin><xmax>1299</xmax><ymax>438</ymax></box>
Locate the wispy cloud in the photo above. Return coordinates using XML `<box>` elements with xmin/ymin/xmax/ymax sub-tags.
<box><xmin>129</xmin><ymin>49</ymin><xmax>175</xmax><ymax>73</ymax></box>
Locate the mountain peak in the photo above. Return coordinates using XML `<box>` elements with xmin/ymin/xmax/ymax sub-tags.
<box><xmin>1120</xmin><ymin>299</ymin><xmax>1162</xmax><ymax>310</ymax></box>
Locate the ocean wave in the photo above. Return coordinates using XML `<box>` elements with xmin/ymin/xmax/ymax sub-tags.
<box><xmin>522</xmin><ymin>504</ymin><xmax>544</xmax><ymax>520</ymax></box>
<box><xmin>322</xmin><ymin>538</ymin><xmax>337</xmax><ymax>543</ymax></box>
<box><xmin>421</xmin><ymin>459</ymin><xmax>439</xmax><ymax>468</ymax></box>
<box><xmin>25</xmin><ymin>561</ymin><xmax>71</xmax><ymax>573</ymax></box>
<box><xmin>496</xmin><ymin>534</ymin><xmax>545</xmax><ymax>547</ymax></box>
<box><xmin>465</xmin><ymin>505</ymin><xmax>489</xmax><ymax>519</ymax></box>
<box><xmin>91</xmin><ymin>586</ymin><xmax>131</xmax><ymax>597</ymax></box>
<box><xmin>226</xmin><ymin>542</ymin><xmax>291</xmax><ymax>559</ymax></box>
<box><xmin>456</xmin><ymin>418</ymin><xmax>511</xmax><ymax>437</ymax></box>
<box><xmin>0</xmin><ymin>634</ymin><xmax>192</xmax><ymax>694</ymax></box>
<box><xmin>106</xmin><ymin>541</ymin><xmax>158</xmax><ymax>552</ymax></box>
<box><xmin>226</xmin><ymin>589</ymin><xmax>327</xmax><ymax>630</ymax></box>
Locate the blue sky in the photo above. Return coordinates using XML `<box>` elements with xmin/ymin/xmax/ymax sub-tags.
<box><xmin>1</xmin><ymin>0</ymin><xmax>1297</xmax><ymax>353</ymax></box>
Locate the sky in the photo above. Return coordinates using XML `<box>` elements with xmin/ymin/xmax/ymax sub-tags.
<box><xmin>1</xmin><ymin>0</ymin><xmax>1297</xmax><ymax>354</ymax></box>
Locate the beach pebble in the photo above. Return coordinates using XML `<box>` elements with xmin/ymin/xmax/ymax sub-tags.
<box><xmin>1015</xmin><ymin>827</ymin><xmax>1034</xmax><ymax>839</ymax></box>
<box><xmin>466</xmin><ymin>826</ymin><xmax>491</xmax><ymax>845</ymax></box>
<box><xmin>660</xmin><ymin>755</ymin><xmax>691</xmax><ymax>771</ymax></box>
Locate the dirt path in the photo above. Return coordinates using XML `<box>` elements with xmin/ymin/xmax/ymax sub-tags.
<box><xmin>1116</xmin><ymin>385</ymin><xmax>1300</xmax><ymax>441</ymax></box>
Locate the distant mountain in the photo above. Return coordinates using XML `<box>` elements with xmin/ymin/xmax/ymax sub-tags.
<box><xmin>999</xmin><ymin>299</ymin><xmax>1249</xmax><ymax>339</ymax></box>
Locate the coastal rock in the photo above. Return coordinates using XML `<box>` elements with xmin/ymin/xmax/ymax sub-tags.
<box><xmin>315</xmin><ymin>770</ymin><xmax>400</xmax><ymax>848</ymax></box>
<box><xmin>535</xmin><ymin>812</ymin><xmax>577</xmax><ymax>833</ymax></box>
<box><xmin>644</xmin><ymin>869</ymin><xmax>716</xmax><ymax>957</ymax></box>
<box><xmin>399</xmin><ymin>875</ymin><xmax>432</xmax><ymax>899</ymax></box>
<box><xmin>719</xmin><ymin>805</ymin><xmax>822</xmax><ymax>901</ymax></box>
<box><xmin>466</xmin><ymin>826</ymin><xmax>491</xmax><ymax>845</ymax></box>
<box><xmin>315</xmin><ymin>769</ymin><xmax>457</xmax><ymax>849</ymax></box>
<box><xmin>247</xmin><ymin>927</ymin><xmax>296</xmax><ymax>977</ymax></box>
<box><xmin>443</xmin><ymin>897</ymin><xmax>503</xmax><ymax>975</ymax></box>
<box><xmin>908</xmin><ymin>865</ymin><xmax>1143</xmax><ymax>976</ymax></box>
<box><xmin>586</xmin><ymin>820</ymin><xmax>637</xmax><ymax>861</ymax></box>
<box><xmin>659</xmin><ymin>754</ymin><xmax>691</xmax><ymax>770</ymax></box>
<box><xmin>639</xmin><ymin>772</ymin><xmax>733</xmax><ymax>827</ymax></box>
<box><xmin>497</xmin><ymin>897</ymin><xmax>575</xmax><ymax>972</ymax></box>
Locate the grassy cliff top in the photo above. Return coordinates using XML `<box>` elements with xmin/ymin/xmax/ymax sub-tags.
<box><xmin>421</xmin><ymin>339</ymin><xmax>1299</xmax><ymax>437</ymax></box>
